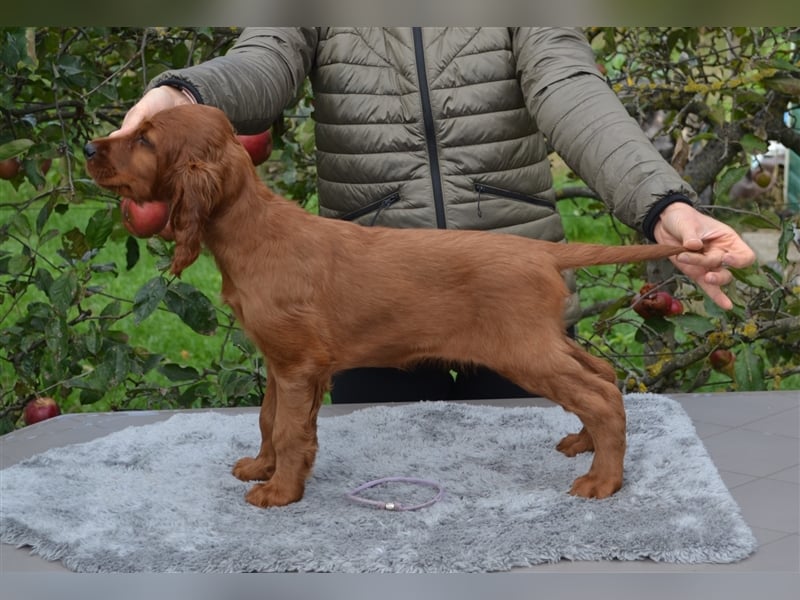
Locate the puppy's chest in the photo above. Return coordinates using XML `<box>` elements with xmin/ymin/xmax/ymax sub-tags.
<box><xmin>219</xmin><ymin>276</ymin><xmax>282</xmax><ymax>332</ymax></box>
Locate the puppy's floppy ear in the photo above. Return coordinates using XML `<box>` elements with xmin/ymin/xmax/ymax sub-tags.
<box><xmin>169</xmin><ymin>160</ymin><xmax>222</xmax><ymax>277</ymax></box>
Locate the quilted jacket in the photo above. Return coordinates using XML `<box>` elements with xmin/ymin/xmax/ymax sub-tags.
<box><xmin>150</xmin><ymin>27</ymin><xmax>696</xmax><ymax>322</ymax></box>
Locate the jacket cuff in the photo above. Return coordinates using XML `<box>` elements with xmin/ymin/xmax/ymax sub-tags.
<box><xmin>153</xmin><ymin>77</ymin><xmax>204</xmax><ymax>105</ymax></box>
<box><xmin>642</xmin><ymin>192</ymin><xmax>695</xmax><ymax>242</ymax></box>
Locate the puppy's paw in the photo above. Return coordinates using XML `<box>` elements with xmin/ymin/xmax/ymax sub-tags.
<box><xmin>568</xmin><ymin>473</ymin><xmax>622</xmax><ymax>499</ymax></box>
<box><xmin>244</xmin><ymin>481</ymin><xmax>304</xmax><ymax>508</ymax></box>
<box><xmin>556</xmin><ymin>429</ymin><xmax>594</xmax><ymax>456</ymax></box>
<box><xmin>232</xmin><ymin>456</ymin><xmax>275</xmax><ymax>482</ymax></box>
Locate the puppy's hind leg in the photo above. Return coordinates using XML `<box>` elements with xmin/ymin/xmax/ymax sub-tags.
<box><xmin>555</xmin><ymin>339</ymin><xmax>619</xmax><ymax>457</ymax></box>
<box><xmin>510</xmin><ymin>342</ymin><xmax>626</xmax><ymax>499</ymax></box>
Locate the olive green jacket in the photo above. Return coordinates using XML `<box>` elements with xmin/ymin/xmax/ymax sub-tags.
<box><xmin>150</xmin><ymin>27</ymin><xmax>696</xmax><ymax>322</ymax></box>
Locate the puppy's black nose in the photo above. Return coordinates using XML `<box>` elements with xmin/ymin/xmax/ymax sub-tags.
<box><xmin>83</xmin><ymin>142</ymin><xmax>97</xmax><ymax>159</ymax></box>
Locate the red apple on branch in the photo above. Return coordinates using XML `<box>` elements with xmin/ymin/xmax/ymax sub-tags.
<box><xmin>666</xmin><ymin>297</ymin><xmax>684</xmax><ymax>316</ymax></box>
<box><xmin>709</xmin><ymin>349</ymin><xmax>736</xmax><ymax>376</ymax></box>
<box><xmin>237</xmin><ymin>130</ymin><xmax>273</xmax><ymax>166</ymax></box>
<box><xmin>632</xmin><ymin>284</ymin><xmax>684</xmax><ymax>318</ymax></box>
<box><xmin>23</xmin><ymin>397</ymin><xmax>61</xmax><ymax>425</ymax></box>
<box><xmin>120</xmin><ymin>197</ymin><xmax>171</xmax><ymax>238</ymax></box>
<box><xmin>0</xmin><ymin>157</ymin><xmax>21</xmax><ymax>180</ymax></box>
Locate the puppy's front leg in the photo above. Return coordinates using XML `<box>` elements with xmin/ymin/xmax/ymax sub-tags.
<box><xmin>242</xmin><ymin>376</ymin><xmax>324</xmax><ymax>508</ymax></box>
<box><xmin>233</xmin><ymin>375</ymin><xmax>277</xmax><ymax>482</ymax></box>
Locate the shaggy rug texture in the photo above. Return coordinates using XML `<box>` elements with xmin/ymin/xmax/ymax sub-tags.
<box><xmin>0</xmin><ymin>393</ymin><xmax>757</xmax><ymax>572</ymax></box>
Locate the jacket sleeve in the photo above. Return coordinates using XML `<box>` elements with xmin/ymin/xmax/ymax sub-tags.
<box><xmin>148</xmin><ymin>27</ymin><xmax>318</xmax><ymax>134</ymax></box>
<box><xmin>512</xmin><ymin>27</ymin><xmax>697</xmax><ymax>233</ymax></box>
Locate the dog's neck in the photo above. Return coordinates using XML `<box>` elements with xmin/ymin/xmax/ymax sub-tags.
<box><xmin>202</xmin><ymin>174</ymin><xmax>312</xmax><ymax>281</ymax></box>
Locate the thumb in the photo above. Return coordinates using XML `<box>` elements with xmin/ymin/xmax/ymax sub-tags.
<box><xmin>661</xmin><ymin>203</ymin><xmax>705</xmax><ymax>251</ymax></box>
<box><xmin>681</xmin><ymin>234</ymin><xmax>705</xmax><ymax>252</ymax></box>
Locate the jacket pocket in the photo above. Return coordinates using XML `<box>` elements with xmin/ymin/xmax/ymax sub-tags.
<box><xmin>473</xmin><ymin>183</ymin><xmax>555</xmax><ymax>215</ymax></box>
<box><xmin>340</xmin><ymin>191</ymin><xmax>401</xmax><ymax>225</ymax></box>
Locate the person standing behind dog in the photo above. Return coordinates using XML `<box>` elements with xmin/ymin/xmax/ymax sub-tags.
<box><xmin>115</xmin><ymin>27</ymin><xmax>755</xmax><ymax>403</ymax></box>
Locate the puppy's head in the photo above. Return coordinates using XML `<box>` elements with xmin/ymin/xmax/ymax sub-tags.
<box><xmin>85</xmin><ymin>104</ymin><xmax>252</xmax><ymax>275</ymax></box>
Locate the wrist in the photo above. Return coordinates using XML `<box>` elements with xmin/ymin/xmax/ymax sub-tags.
<box><xmin>156</xmin><ymin>85</ymin><xmax>194</xmax><ymax>107</ymax></box>
<box><xmin>642</xmin><ymin>192</ymin><xmax>695</xmax><ymax>242</ymax></box>
<box><xmin>153</xmin><ymin>77</ymin><xmax>203</xmax><ymax>105</ymax></box>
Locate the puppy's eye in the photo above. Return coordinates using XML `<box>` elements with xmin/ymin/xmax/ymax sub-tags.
<box><xmin>136</xmin><ymin>134</ymin><xmax>153</xmax><ymax>147</ymax></box>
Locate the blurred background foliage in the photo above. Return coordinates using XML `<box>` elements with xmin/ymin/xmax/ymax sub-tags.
<box><xmin>1</xmin><ymin>27</ymin><xmax>798</xmax><ymax>433</ymax></box>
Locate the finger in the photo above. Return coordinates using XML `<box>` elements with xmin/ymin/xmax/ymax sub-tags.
<box><xmin>703</xmin><ymin>268</ymin><xmax>733</xmax><ymax>288</ymax></box>
<box><xmin>697</xmin><ymin>279</ymin><xmax>734</xmax><ymax>310</ymax></box>
<box><xmin>719</xmin><ymin>247</ymin><xmax>756</xmax><ymax>269</ymax></box>
<box><xmin>676</xmin><ymin>247</ymin><xmax>726</xmax><ymax>268</ymax></box>
<box><xmin>670</xmin><ymin>257</ymin><xmax>735</xmax><ymax>310</ymax></box>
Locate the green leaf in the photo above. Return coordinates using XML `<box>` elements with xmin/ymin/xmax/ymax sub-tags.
<box><xmin>85</xmin><ymin>209</ymin><xmax>114</xmax><ymax>249</ymax></box>
<box><xmin>729</xmin><ymin>266</ymin><xmax>773</xmax><ymax>290</ymax></box>
<box><xmin>135</xmin><ymin>350</ymin><xmax>163</xmax><ymax>374</ymax></box>
<box><xmin>107</xmin><ymin>344</ymin><xmax>132</xmax><ymax>386</ymax></box>
<box><xmin>597</xmin><ymin>295</ymin><xmax>631</xmax><ymax>321</ymax></box>
<box><xmin>0</xmin><ymin>139</ymin><xmax>34</xmax><ymax>160</ymax></box>
<box><xmin>177</xmin><ymin>381</ymin><xmax>215</xmax><ymax>408</ymax></box>
<box><xmin>672</xmin><ymin>314</ymin><xmax>715</xmax><ymax>336</ymax></box>
<box><xmin>762</xmin><ymin>76</ymin><xmax>800</xmax><ymax>96</ymax></box>
<box><xmin>232</xmin><ymin>328</ymin><xmax>256</xmax><ymax>353</ymax></box>
<box><xmin>171</xmin><ymin>43</ymin><xmax>190</xmax><ymax>68</ymax></box>
<box><xmin>634</xmin><ymin>317</ymin><xmax>674</xmax><ymax>343</ymax></box>
<box><xmin>85</xmin><ymin>321</ymin><xmax>101</xmax><ymax>355</ymax></box>
<box><xmin>145</xmin><ymin>236</ymin><xmax>171</xmax><ymax>258</ymax></box>
<box><xmin>7</xmin><ymin>254</ymin><xmax>32</xmax><ymax>275</ymax></box>
<box><xmin>100</xmin><ymin>299</ymin><xmax>122</xmax><ymax>322</ymax></box>
<box><xmin>734</xmin><ymin>344</ymin><xmax>765</xmax><ymax>391</ymax></box>
<box><xmin>11</xmin><ymin>213</ymin><xmax>32</xmax><ymax>237</ymax></box>
<box><xmin>44</xmin><ymin>315</ymin><xmax>69</xmax><ymax>361</ymax></box>
<box><xmin>125</xmin><ymin>236</ymin><xmax>140</xmax><ymax>270</ymax></box>
<box><xmin>33</xmin><ymin>267</ymin><xmax>53</xmax><ymax>293</ymax></box>
<box><xmin>738</xmin><ymin>133</ymin><xmax>768</xmax><ymax>156</ymax></box>
<box><xmin>762</xmin><ymin>58</ymin><xmax>800</xmax><ymax>73</ymax></box>
<box><xmin>133</xmin><ymin>277</ymin><xmax>167</xmax><ymax>324</ymax></box>
<box><xmin>61</xmin><ymin>227</ymin><xmax>90</xmax><ymax>260</ymax></box>
<box><xmin>163</xmin><ymin>281</ymin><xmax>218</xmax><ymax>335</ymax></box>
<box><xmin>219</xmin><ymin>368</ymin><xmax>259</xmax><ymax>400</ymax></box>
<box><xmin>47</xmin><ymin>270</ymin><xmax>78</xmax><ymax>315</ymax></box>
<box><xmin>777</xmin><ymin>221</ymin><xmax>793</xmax><ymax>266</ymax></box>
<box><xmin>716</xmin><ymin>165</ymin><xmax>749</xmax><ymax>199</ymax></box>
<box><xmin>159</xmin><ymin>363</ymin><xmax>200</xmax><ymax>382</ymax></box>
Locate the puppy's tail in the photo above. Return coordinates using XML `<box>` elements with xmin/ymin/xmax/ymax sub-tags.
<box><xmin>550</xmin><ymin>242</ymin><xmax>686</xmax><ymax>271</ymax></box>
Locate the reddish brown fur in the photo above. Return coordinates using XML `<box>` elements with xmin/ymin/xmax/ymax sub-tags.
<box><xmin>86</xmin><ymin>104</ymin><xmax>686</xmax><ymax>507</ymax></box>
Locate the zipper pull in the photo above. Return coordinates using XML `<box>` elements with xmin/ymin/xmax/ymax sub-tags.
<box><xmin>476</xmin><ymin>183</ymin><xmax>483</xmax><ymax>218</ymax></box>
<box><xmin>369</xmin><ymin>193</ymin><xmax>400</xmax><ymax>226</ymax></box>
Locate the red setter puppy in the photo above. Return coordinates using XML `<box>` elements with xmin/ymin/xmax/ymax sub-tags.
<box><xmin>85</xmin><ymin>104</ymin><xmax>685</xmax><ymax>508</ymax></box>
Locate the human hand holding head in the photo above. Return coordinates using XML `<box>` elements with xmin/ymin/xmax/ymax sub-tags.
<box><xmin>110</xmin><ymin>85</ymin><xmax>195</xmax><ymax>138</ymax></box>
<box><xmin>652</xmin><ymin>202</ymin><xmax>756</xmax><ymax>310</ymax></box>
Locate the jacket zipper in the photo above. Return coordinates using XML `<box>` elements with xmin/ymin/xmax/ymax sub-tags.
<box><xmin>340</xmin><ymin>192</ymin><xmax>401</xmax><ymax>225</ymax></box>
<box><xmin>474</xmin><ymin>182</ymin><xmax>556</xmax><ymax>210</ymax></box>
<box><xmin>413</xmin><ymin>27</ymin><xmax>447</xmax><ymax>229</ymax></box>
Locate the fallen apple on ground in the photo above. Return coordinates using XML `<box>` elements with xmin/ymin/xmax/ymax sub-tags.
<box><xmin>120</xmin><ymin>197</ymin><xmax>171</xmax><ymax>238</ymax></box>
<box><xmin>23</xmin><ymin>397</ymin><xmax>61</xmax><ymax>425</ymax></box>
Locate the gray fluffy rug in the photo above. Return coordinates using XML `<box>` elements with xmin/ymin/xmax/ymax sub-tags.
<box><xmin>0</xmin><ymin>393</ymin><xmax>756</xmax><ymax>572</ymax></box>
